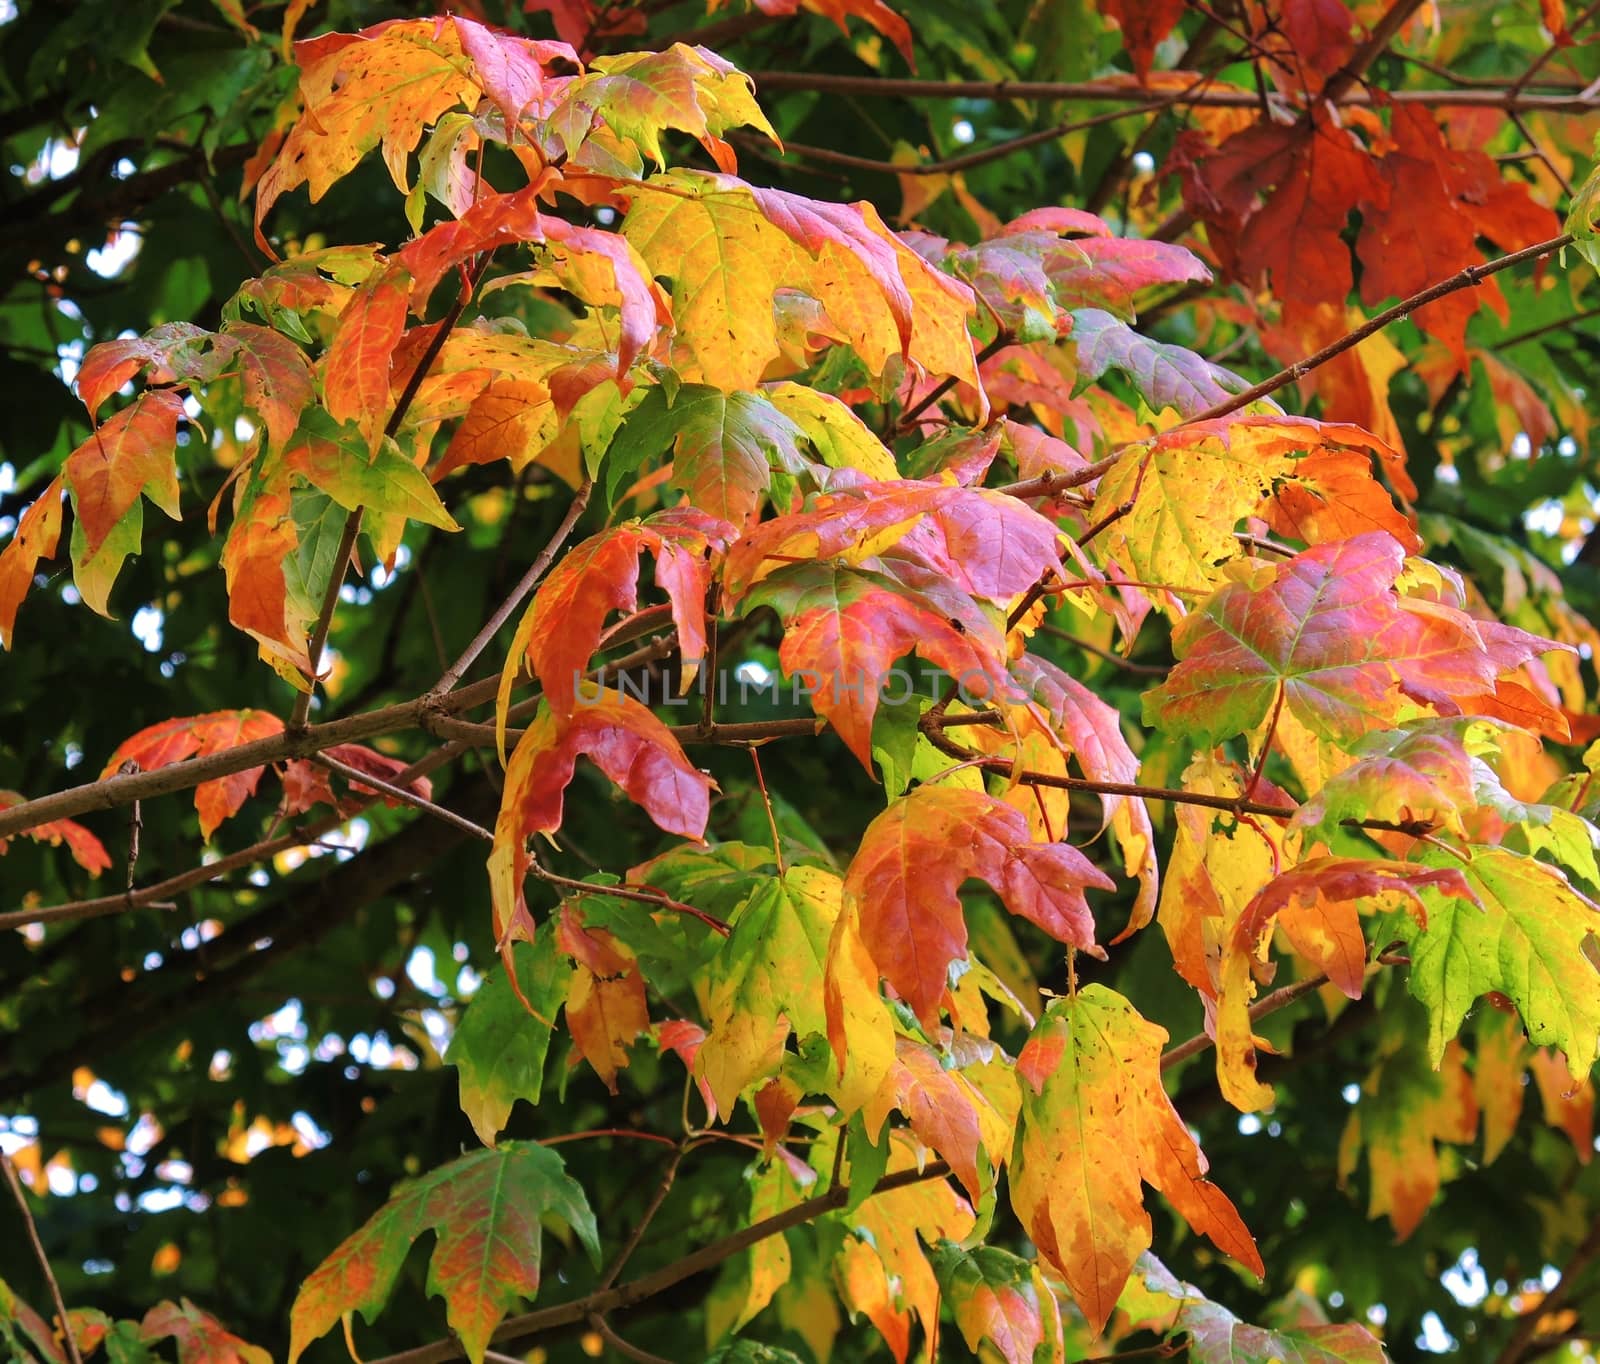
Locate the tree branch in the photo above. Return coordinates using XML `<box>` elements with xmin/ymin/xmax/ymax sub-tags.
<box><xmin>0</xmin><ymin>676</ymin><xmax>503</xmax><ymax>843</ymax></box>
<box><xmin>1</xmin><ymin>1152</ymin><xmax>82</xmax><ymax>1364</ymax></box>
<box><xmin>1168</xmin><ymin>233</ymin><xmax>1574</xmax><ymax>428</ymax></box>
<box><xmin>747</xmin><ymin>71</ymin><xmax>1600</xmax><ymax>112</ymax></box>
<box><xmin>428</xmin><ymin>479</ymin><xmax>595</xmax><ymax>699</ymax></box>
<box><xmin>1494</xmin><ymin>1214</ymin><xmax>1600</xmax><ymax>1364</ymax></box>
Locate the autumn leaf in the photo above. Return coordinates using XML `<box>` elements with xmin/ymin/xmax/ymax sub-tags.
<box><xmin>103</xmin><ymin>710</ymin><xmax>286</xmax><ymax>839</ymax></box>
<box><xmin>140</xmin><ymin>1300</ymin><xmax>270</xmax><ymax>1364</ymax></box>
<box><xmin>1092</xmin><ymin>418</ymin><xmax>1402</xmax><ymax>600</ymax></box>
<box><xmin>929</xmin><ymin>1242</ymin><xmax>1061</xmax><ymax>1364</ymax></box>
<box><xmin>1010</xmin><ymin>985</ymin><xmax>1262</xmax><ymax>1333</ymax></box>
<box><xmin>1338</xmin><ymin>1000</ymin><xmax>1478</xmax><ymax>1239</ymax></box>
<box><xmin>742</xmin><ymin>560</ymin><xmax>1016</xmax><ymax>771</ymax></box>
<box><xmin>0</xmin><ymin>476</ymin><xmax>64</xmax><ymax>650</ymax></box>
<box><xmin>604</xmin><ymin>383</ymin><xmax>813</xmax><ymax>525</ymax></box>
<box><xmin>0</xmin><ymin>791</ymin><xmax>112</xmax><ymax>876</ymax></box>
<box><xmin>1215</xmin><ymin>857</ymin><xmax>1477</xmax><ymax>1111</ymax></box>
<box><xmin>288</xmin><ymin>1142</ymin><xmax>600</xmax><ymax>1364</ymax></box>
<box><xmin>834</xmin><ymin>1131</ymin><xmax>976</xmax><ymax>1363</ymax></box>
<box><xmin>722</xmin><ymin>477</ymin><xmax>1061</xmax><ymax>604</ymax></box>
<box><xmin>694</xmin><ymin>866</ymin><xmax>841</xmax><ymax>1114</ymax></box>
<box><xmin>860</xmin><ymin>1036</ymin><xmax>1015</xmax><ymax>1200</ymax></box>
<box><xmin>500</xmin><ymin>507</ymin><xmax>732</xmax><ymax>733</ymax></box>
<box><xmin>842</xmin><ymin>785</ymin><xmax>1112</xmax><ymax>1028</ymax></box>
<box><xmin>1126</xmin><ymin>1253</ymin><xmax>1392</xmax><ymax>1363</ymax></box>
<box><xmin>488</xmin><ymin>690</ymin><xmax>716</xmax><ymax>937</ymax></box>
<box><xmin>1144</xmin><ymin>532</ymin><xmax>1564</xmax><ymax>745</ymax></box>
<box><xmin>322</xmin><ymin>264</ymin><xmax>410</xmax><ymax>453</ymax></box>
<box><xmin>557</xmin><ymin>904</ymin><xmax>650</xmax><ymax>1091</ymax></box>
<box><xmin>63</xmin><ymin>388</ymin><xmax>185</xmax><ymax>570</ymax></box>
<box><xmin>620</xmin><ymin>169</ymin><xmax>978</xmax><ymax>396</ymax></box>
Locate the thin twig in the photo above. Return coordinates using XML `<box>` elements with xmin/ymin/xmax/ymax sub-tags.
<box><xmin>1174</xmin><ymin>233</ymin><xmax>1573</xmax><ymax>428</ymax></box>
<box><xmin>589</xmin><ymin>1314</ymin><xmax>674</xmax><ymax>1364</ymax></box>
<box><xmin>309</xmin><ymin>752</ymin><xmax>493</xmax><ymax>844</ymax></box>
<box><xmin>1159</xmin><ymin>971</ymin><xmax>1335</xmax><ymax>1070</ymax></box>
<box><xmin>1</xmin><ymin>1152</ymin><xmax>83</xmax><ymax>1364</ymax></box>
<box><xmin>430</xmin><ymin>479</ymin><xmax>595</xmax><ymax>698</ymax></box>
<box><xmin>1493</xmin><ymin>1214</ymin><xmax>1600</xmax><ymax>1364</ymax></box>
<box><xmin>600</xmin><ymin>1144</ymin><xmax>688</xmax><ymax>1291</ymax></box>
<box><xmin>748</xmin><ymin>69</ymin><xmax>1600</xmax><ymax>112</ymax></box>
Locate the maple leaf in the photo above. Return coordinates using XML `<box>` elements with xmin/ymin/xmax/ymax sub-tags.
<box><xmin>730</xmin><ymin>0</ymin><xmax>915</xmax><ymax>66</ymax></box>
<box><xmin>0</xmin><ymin>476</ymin><xmax>64</xmax><ymax>650</ymax></box>
<box><xmin>929</xmin><ymin>1242</ymin><xmax>1061</xmax><ymax>1364</ymax></box>
<box><xmin>0</xmin><ymin>791</ymin><xmax>112</xmax><ymax>877</ymax></box>
<box><xmin>74</xmin><ymin>321</ymin><xmax>226</xmax><ymax>419</ymax></box>
<box><xmin>723</xmin><ymin>477</ymin><xmax>1061</xmax><ymax>604</ymax></box>
<box><xmin>1011</xmin><ymin>652</ymin><xmax>1159</xmax><ymax>936</ymax></box>
<box><xmin>942</xmin><ymin>218</ymin><xmax>1209</xmax><ymax>339</ymax></box>
<box><xmin>103</xmin><ymin>711</ymin><xmax>286</xmax><ymax>839</ymax></box>
<box><xmin>224</xmin><ymin>322</ymin><xmax>317</xmax><ymax>455</ymax></box>
<box><xmin>619</xmin><ymin>169</ymin><xmax>978</xmax><ymax>395</ymax></box>
<box><xmin>548</xmin><ymin>44</ymin><xmax>777</xmax><ymax>174</ymax></box>
<box><xmin>1144</xmin><ymin>532</ymin><xmax>1565</xmax><ymax>745</ymax></box>
<box><xmin>860</xmin><ymin>1036</ymin><xmax>1014</xmax><ymax>1200</ymax></box>
<box><xmin>841</xmin><ymin>785</ymin><xmax>1112</xmax><ymax>1028</ymax></box>
<box><xmin>741</xmin><ymin>560</ymin><xmax>1017</xmax><ymax>771</ymax></box>
<box><xmin>63</xmin><ymin>388</ymin><xmax>185</xmax><ymax>596</ymax></box>
<box><xmin>1127</xmin><ymin>1254</ymin><xmax>1392</xmax><ymax>1363</ymax></box>
<box><xmin>1092</xmin><ymin>417</ymin><xmax>1402</xmax><ymax>599</ymax></box>
<box><xmin>280</xmin><ymin>743</ymin><xmax>435</xmax><ymax>817</ymax></box>
<box><xmin>1010</xmin><ymin>985</ymin><xmax>1262</xmax><ymax>1333</ymax></box>
<box><xmin>140</xmin><ymin>1300</ymin><xmax>270</xmax><ymax>1364</ymax></box>
<box><xmin>835</xmin><ymin>1131</ymin><xmax>977</xmax><ymax>1364</ymax></box>
<box><xmin>282</xmin><ymin>408</ymin><xmax>459</xmax><ymax>532</ymax></box>
<box><xmin>604</xmin><ymin>383</ymin><xmax>813</xmax><ymax>526</ymax></box>
<box><xmin>694</xmin><ymin>866</ymin><xmax>841</xmax><ymax>1115</ymax></box>
<box><xmin>254</xmin><ymin>18</ymin><xmax>576</xmax><ymax>238</ymax></box>
<box><xmin>500</xmin><ymin>507</ymin><xmax>732</xmax><ymax>733</ymax></box>
<box><xmin>1338</xmin><ymin>1002</ymin><xmax>1478</xmax><ymax>1239</ymax></box>
<box><xmin>1215</xmin><ymin>857</ymin><xmax>1477</xmax><ymax>1111</ymax></box>
<box><xmin>1097</xmin><ymin>0</ymin><xmax>1184</xmax><ymax>78</ymax></box>
<box><xmin>288</xmin><ymin>1142</ymin><xmax>600</xmax><ymax>1364</ymax></box>
<box><xmin>488</xmin><ymin>691</ymin><xmax>716</xmax><ymax>937</ymax></box>
<box><xmin>322</xmin><ymin>264</ymin><xmax>410</xmax><ymax>454</ymax></box>
<box><xmin>1069</xmin><ymin>308</ymin><xmax>1249</xmax><ymax>417</ymax></box>
<box><xmin>557</xmin><ymin>904</ymin><xmax>650</xmax><ymax>1091</ymax></box>
<box><xmin>1382</xmin><ymin>845</ymin><xmax>1600</xmax><ymax>1080</ymax></box>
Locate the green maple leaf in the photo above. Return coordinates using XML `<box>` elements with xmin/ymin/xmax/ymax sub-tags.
<box><xmin>1383</xmin><ymin>845</ymin><xmax>1600</xmax><ymax>1080</ymax></box>
<box><xmin>447</xmin><ymin>933</ymin><xmax>566</xmax><ymax>1147</ymax></box>
<box><xmin>288</xmin><ymin>1143</ymin><xmax>600</xmax><ymax>1364</ymax></box>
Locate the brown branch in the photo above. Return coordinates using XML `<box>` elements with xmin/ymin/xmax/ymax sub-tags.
<box><xmin>0</xmin><ymin>740</ymin><xmax>469</xmax><ymax>933</ymax></box>
<box><xmin>1</xmin><ymin>1152</ymin><xmax>82</xmax><ymax>1364</ymax></box>
<box><xmin>309</xmin><ymin>752</ymin><xmax>494</xmax><ymax>844</ymax></box>
<box><xmin>429</xmin><ymin>479</ymin><xmax>595</xmax><ymax>698</ymax></box>
<box><xmin>748</xmin><ymin>70</ymin><xmax>1600</xmax><ymax>112</ymax></box>
<box><xmin>1494</xmin><ymin>1214</ymin><xmax>1600</xmax><ymax>1364</ymax></box>
<box><xmin>0</xmin><ymin>675</ymin><xmax>504</xmax><ymax>843</ymax></box>
<box><xmin>1320</xmin><ymin>0</ymin><xmax>1428</xmax><ymax>106</ymax></box>
<box><xmin>1511</xmin><ymin>0</ymin><xmax>1600</xmax><ymax>94</ymax></box>
<box><xmin>1160</xmin><ymin>972</ymin><xmax>1333</xmax><ymax>1070</ymax></box>
<box><xmin>361</xmin><ymin>1162</ymin><xmax>954</xmax><ymax>1364</ymax></box>
<box><xmin>1175</xmin><ymin>233</ymin><xmax>1574</xmax><ymax>427</ymax></box>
